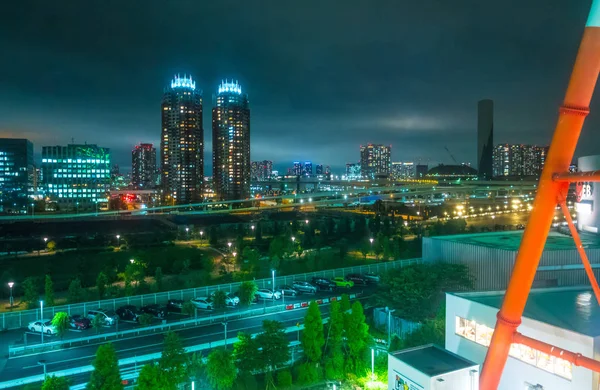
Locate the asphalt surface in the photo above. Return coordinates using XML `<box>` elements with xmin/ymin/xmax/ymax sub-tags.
<box><xmin>1</xmin><ymin>285</ymin><xmax>375</xmax><ymax>385</ymax></box>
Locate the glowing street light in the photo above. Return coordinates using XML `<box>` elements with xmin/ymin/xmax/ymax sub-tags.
<box><xmin>200</xmin><ymin>231</ymin><xmax>204</xmax><ymax>242</ymax></box>
<box><xmin>43</xmin><ymin>237</ymin><xmax>48</xmax><ymax>243</ymax></box>
<box><xmin>227</xmin><ymin>242</ymin><xmax>232</xmax><ymax>250</ymax></box>
<box><xmin>116</xmin><ymin>234</ymin><xmax>121</xmax><ymax>246</ymax></box>
<box><xmin>305</xmin><ymin>220</ymin><xmax>309</xmax><ymax>224</ymax></box>
<box><xmin>8</xmin><ymin>282</ymin><xmax>14</xmax><ymax>308</ymax></box>
<box><xmin>40</xmin><ymin>300</ymin><xmax>44</xmax><ymax>344</ymax></box>
<box><xmin>130</xmin><ymin>259</ymin><xmax>134</xmax><ymax>264</ymax></box>
<box><xmin>291</xmin><ymin>236</ymin><xmax>296</xmax><ymax>243</ymax></box>
<box><xmin>251</xmin><ymin>225</ymin><xmax>255</xmax><ymax>231</ymax></box>
<box><xmin>369</xmin><ymin>238</ymin><xmax>374</xmax><ymax>245</ymax></box>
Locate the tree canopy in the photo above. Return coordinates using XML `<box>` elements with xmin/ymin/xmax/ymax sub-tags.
<box><xmin>86</xmin><ymin>343</ymin><xmax>123</xmax><ymax>390</ymax></box>
<box><xmin>41</xmin><ymin>375</ymin><xmax>69</xmax><ymax>390</ymax></box>
<box><xmin>206</xmin><ymin>349</ymin><xmax>237</xmax><ymax>390</ymax></box>
<box><xmin>301</xmin><ymin>301</ymin><xmax>324</xmax><ymax>363</ymax></box>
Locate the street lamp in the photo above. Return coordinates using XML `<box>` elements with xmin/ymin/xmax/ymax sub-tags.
<box><xmin>251</xmin><ymin>225</ymin><xmax>255</xmax><ymax>231</ymax></box>
<box><xmin>8</xmin><ymin>282</ymin><xmax>14</xmax><ymax>308</ymax></box>
<box><xmin>369</xmin><ymin>238</ymin><xmax>374</xmax><ymax>245</ymax></box>
<box><xmin>371</xmin><ymin>348</ymin><xmax>375</xmax><ymax>381</ymax></box>
<box><xmin>291</xmin><ymin>236</ymin><xmax>296</xmax><ymax>243</ymax></box>
<box><xmin>130</xmin><ymin>259</ymin><xmax>134</xmax><ymax>264</ymax></box>
<box><xmin>43</xmin><ymin>237</ymin><xmax>48</xmax><ymax>243</ymax></box>
<box><xmin>222</xmin><ymin>321</ymin><xmax>228</xmax><ymax>349</ymax></box>
<box><xmin>40</xmin><ymin>300</ymin><xmax>44</xmax><ymax>344</ymax></box>
<box><xmin>31</xmin><ymin>203</ymin><xmax>35</xmax><ymax>218</ymax></box>
<box><xmin>185</xmin><ymin>227</ymin><xmax>189</xmax><ymax>240</ymax></box>
<box><xmin>305</xmin><ymin>219</ymin><xmax>309</xmax><ymax>224</ymax></box>
<box><xmin>386</xmin><ymin>307</ymin><xmax>396</xmax><ymax>345</ymax></box>
<box><xmin>200</xmin><ymin>230</ymin><xmax>204</xmax><ymax>243</ymax></box>
<box><xmin>272</xmin><ymin>269</ymin><xmax>276</xmax><ymax>292</ymax></box>
<box><xmin>38</xmin><ymin>360</ymin><xmax>47</xmax><ymax>379</ymax></box>
<box><xmin>116</xmin><ymin>234</ymin><xmax>120</xmax><ymax>246</ymax></box>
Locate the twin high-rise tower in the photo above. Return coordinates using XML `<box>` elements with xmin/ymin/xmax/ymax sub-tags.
<box><xmin>160</xmin><ymin>76</ymin><xmax>250</xmax><ymax>204</ymax></box>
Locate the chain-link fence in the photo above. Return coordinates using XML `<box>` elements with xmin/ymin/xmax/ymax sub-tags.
<box><xmin>0</xmin><ymin>258</ymin><xmax>421</xmax><ymax>330</ymax></box>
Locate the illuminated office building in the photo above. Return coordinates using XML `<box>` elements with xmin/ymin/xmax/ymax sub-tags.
<box><xmin>345</xmin><ymin>163</ymin><xmax>362</xmax><ymax>180</ymax></box>
<box><xmin>304</xmin><ymin>161</ymin><xmax>313</xmax><ymax>176</ymax></box>
<box><xmin>292</xmin><ymin>161</ymin><xmax>302</xmax><ymax>176</ymax></box>
<box><xmin>0</xmin><ymin>138</ymin><xmax>34</xmax><ymax>212</ymax></box>
<box><xmin>212</xmin><ymin>80</ymin><xmax>250</xmax><ymax>201</ymax></box>
<box><xmin>492</xmin><ymin>144</ymin><xmax>548</xmax><ymax>177</ymax></box>
<box><xmin>251</xmin><ymin>160</ymin><xmax>272</xmax><ymax>181</ymax></box>
<box><xmin>132</xmin><ymin>143</ymin><xmax>157</xmax><ymax>189</ymax></box>
<box><xmin>41</xmin><ymin>144</ymin><xmax>110</xmax><ymax>208</ymax></box>
<box><xmin>161</xmin><ymin>74</ymin><xmax>204</xmax><ymax>204</ymax></box>
<box><xmin>360</xmin><ymin>144</ymin><xmax>391</xmax><ymax>179</ymax></box>
<box><xmin>391</xmin><ymin>162</ymin><xmax>415</xmax><ymax>179</ymax></box>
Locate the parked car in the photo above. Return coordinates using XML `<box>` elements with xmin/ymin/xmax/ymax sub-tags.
<box><xmin>210</xmin><ymin>291</ymin><xmax>240</xmax><ymax>306</ymax></box>
<box><xmin>362</xmin><ymin>273</ymin><xmax>381</xmax><ymax>284</ymax></box>
<box><xmin>116</xmin><ymin>305</ymin><xmax>141</xmax><ymax>322</ymax></box>
<box><xmin>311</xmin><ymin>277</ymin><xmax>336</xmax><ymax>291</ymax></box>
<box><xmin>69</xmin><ymin>315</ymin><xmax>91</xmax><ymax>330</ymax></box>
<box><xmin>140</xmin><ymin>304</ymin><xmax>167</xmax><ymax>319</ymax></box>
<box><xmin>255</xmin><ymin>289</ymin><xmax>282</xmax><ymax>300</ymax></box>
<box><xmin>191</xmin><ymin>297</ymin><xmax>213</xmax><ymax>310</ymax></box>
<box><xmin>28</xmin><ymin>319</ymin><xmax>56</xmax><ymax>334</ymax></box>
<box><xmin>277</xmin><ymin>285</ymin><xmax>298</xmax><ymax>296</ymax></box>
<box><xmin>346</xmin><ymin>274</ymin><xmax>368</xmax><ymax>285</ymax></box>
<box><xmin>87</xmin><ymin>309</ymin><xmax>119</xmax><ymax>326</ymax></box>
<box><xmin>292</xmin><ymin>281</ymin><xmax>318</xmax><ymax>294</ymax></box>
<box><xmin>167</xmin><ymin>299</ymin><xmax>184</xmax><ymax>313</ymax></box>
<box><xmin>331</xmin><ymin>277</ymin><xmax>354</xmax><ymax>288</ymax></box>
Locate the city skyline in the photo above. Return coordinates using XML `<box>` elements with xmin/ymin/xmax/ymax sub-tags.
<box><xmin>1</xmin><ymin>1</ymin><xmax>597</xmax><ymax>173</ymax></box>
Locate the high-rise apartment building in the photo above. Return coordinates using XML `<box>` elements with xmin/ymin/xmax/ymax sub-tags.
<box><xmin>292</xmin><ymin>161</ymin><xmax>302</xmax><ymax>176</ymax></box>
<box><xmin>492</xmin><ymin>144</ymin><xmax>548</xmax><ymax>177</ymax></box>
<box><xmin>391</xmin><ymin>162</ymin><xmax>415</xmax><ymax>180</ymax></box>
<box><xmin>345</xmin><ymin>163</ymin><xmax>362</xmax><ymax>180</ymax></box>
<box><xmin>0</xmin><ymin>138</ymin><xmax>34</xmax><ymax>211</ymax></box>
<box><xmin>212</xmin><ymin>80</ymin><xmax>250</xmax><ymax>201</ymax></box>
<box><xmin>316</xmin><ymin>164</ymin><xmax>323</xmax><ymax>175</ymax></box>
<box><xmin>477</xmin><ymin>99</ymin><xmax>494</xmax><ymax>180</ymax></box>
<box><xmin>304</xmin><ymin>161</ymin><xmax>313</xmax><ymax>176</ymax></box>
<box><xmin>161</xmin><ymin>74</ymin><xmax>204</xmax><ymax>205</ymax></box>
<box><xmin>250</xmin><ymin>160</ymin><xmax>272</xmax><ymax>181</ymax></box>
<box><xmin>360</xmin><ymin>144</ymin><xmax>391</xmax><ymax>179</ymax></box>
<box><xmin>132</xmin><ymin>143</ymin><xmax>157</xmax><ymax>189</ymax></box>
<box><xmin>41</xmin><ymin>144</ymin><xmax>110</xmax><ymax>207</ymax></box>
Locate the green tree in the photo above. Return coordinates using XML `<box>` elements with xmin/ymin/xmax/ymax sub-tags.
<box><xmin>86</xmin><ymin>343</ymin><xmax>123</xmax><ymax>390</ymax></box>
<box><xmin>206</xmin><ymin>349</ymin><xmax>237</xmax><ymax>390</ymax></box>
<box><xmin>233</xmin><ymin>332</ymin><xmax>261</xmax><ymax>373</ymax></box>
<box><xmin>360</xmin><ymin>242</ymin><xmax>370</xmax><ymax>259</ymax></box>
<box><xmin>44</xmin><ymin>275</ymin><xmax>55</xmax><ymax>307</ymax></box>
<box><xmin>375</xmin><ymin>263</ymin><xmax>472</xmax><ymax>321</ymax></box>
<box><xmin>268</xmin><ymin>237</ymin><xmax>285</xmax><ymax>261</ymax></box>
<box><xmin>256</xmin><ymin>320</ymin><xmax>290</xmax><ymax>388</ymax></box>
<box><xmin>182</xmin><ymin>301</ymin><xmax>196</xmax><ymax>317</ymax></box>
<box><xmin>46</xmin><ymin>240</ymin><xmax>57</xmax><ymax>252</ymax></box>
<box><xmin>68</xmin><ymin>278</ymin><xmax>85</xmax><ymax>304</ymax></box>
<box><xmin>51</xmin><ymin>312</ymin><xmax>70</xmax><ymax>339</ymax></box>
<box><xmin>340</xmin><ymin>294</ymin><xmax>351</xmax><ymax>313</ymax></box>
<box><xmin>338</xmin><ymin>238</ymin><xmax>348</xmax><ymax>260</ymax></box>
<box><xmin>276</xmin><ymin>369</ymin><xmax>293</xmax><ymax>389</ymax></box>
<box><xmin>238</xmin><ymin>281</ymin><xmax>258</xmax><ymax>305</ymax></box>
<box><xmin>159</xmin><ymin>331</ymin><xmax>187</xmax><ymax>385</ymax></box>
<box><xmin>154</xmin><ymin>267</ymin><xmax>164</xmax><ymax>292</ymax></box>
<box><xmin>296</xmin><ymin>362</ymin><xmax>320</xmax><ymax>386</ymax></box>
<box><xmin>345</xmin><ymin>301</ymin><xmax>370</xmax><ymax>372</ymax></box>
<box><xmin>136</xmin><ymin>363</ymin><xmax>170</xmax><ymax>390</ymax></box>
<box><xmin>22</xmin><ymin>277</ymin><xmax>39</xmax><ymax>309</ymax></box>
<box><xmin>91</xmin><ymin>314</ymin><xmax>104</xmax><ymax>334</ymax></box>
<box><xmin>96</xmin><ymin>272</ymin><xmax>108</xmax><ymax>299</ymax></box>
<box><xmin>138</xmin><ymin>313</ymin><xmax>153</xmax><ymax>327</ymax></box>
<box><xmin>324</xmin><ymin>301</ymin><xmax>345</xmax><ymax>380</ymax></box>
<box><xmin>212</xmin><ymin>290</ymin><xmax>228</xmax><ymax>308</ymax></box>
<box><xmin>241</xmin><ymin>247</ymin><xmax>260</xmax><ymax>273</ymax></box>
<box><xmin>301</xmin><ymin>301</ymin><xmax>324</xmax><ymax>363</ymax></box>
<box><xmin>209</xmin><ymin>226</ymin><xmax>219</xmax><ymax>246</ymax></box>
<box><xmin>41</xmin><ymin>375</ymin><xmax>69</xmax><ymax>390</ymax></box>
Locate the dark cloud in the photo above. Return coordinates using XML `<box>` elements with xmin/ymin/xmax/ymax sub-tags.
<box><xmin>0</xmin><ymin>0</ymin><xmax>596</xmax><ymax>173</ymax></box>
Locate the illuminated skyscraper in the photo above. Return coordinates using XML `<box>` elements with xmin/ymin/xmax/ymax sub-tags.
<box><xmin>360</xmin><ymin>144</ymin><xmax>391</xmax><ymax>179</ymax></box>
<box><xmin>160</xmin><ymin>74</ymin><xmax>203</xmax><ymax>204</ymax></box>
<box><xmin>212</xmin><ymin>80</ymin><xmax>250</xmax><ymax>201</ymax></box>
<box><xmin>132</xmin><ymin>143</ymin><xmax>157</xmax><ymax>189</ymax></box>
<box><xmin>477</xmin><ymin>99</ymin><xmax>494</xmax><ymax>180</ymax></box>
<box><xmin>492</xmin><ymin>144</ymin><xmax>548</xmax><ymax>177</ymax></box>
<box><xmin>304</xmin><ymin>161</ymin><xmax>313</xmax><ymax>176</ymax></box>
<box><xmin>0</xmin><ymin>138</ymin><xmax>34</xmax><ymax>212</ymax></box>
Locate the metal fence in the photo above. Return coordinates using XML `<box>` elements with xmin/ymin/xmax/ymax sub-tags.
<box><xmin>0</xmin><ymin>257</ymin><xmax>421</xmax><ymax>331</ymax></box>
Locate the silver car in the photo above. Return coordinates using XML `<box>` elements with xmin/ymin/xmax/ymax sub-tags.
<box><xmin>255</xmin><ymin>289</ymin><xmax>282</xmax><ymax>300</ymax></box>
<box><xmin>87</xmin><ymin>309</ymin><xmax>119</xmax><ymax>326</ymax></box>
<box><xmin>292</xmin><ymin>281</ymin><xmax>317</xmax><ymax>294</ymax></box>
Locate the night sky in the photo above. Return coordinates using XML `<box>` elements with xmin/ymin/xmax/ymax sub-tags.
<box><xmin>0</xmin><ymin>0</ymin><xmax>598</xmax><ymax>173</ymax></box>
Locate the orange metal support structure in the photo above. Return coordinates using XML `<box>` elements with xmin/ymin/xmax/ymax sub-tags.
<box><xmin>479</xmin><ymin>1</ymin><xmax>600</xmax><ymax>388</ymax></box>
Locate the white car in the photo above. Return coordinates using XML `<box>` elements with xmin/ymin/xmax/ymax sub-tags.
<box><xmin>210</xmin><ymin>291</ymin><xmax>240</xmax><ymax>306</ymax></box>
<box><xmin>255</xmin><ymin>289</ymin><xmax>282</xmax><ymax>300</ymax></box>
<box><xmin>28</xmin><ymin>319</ymin><xmax>56</xmax><ymax>335</ymax></box>
<box><xmin>191</xmin><ymin>297</ymin><xmax>213</xmax><ymax>310</ymax></box>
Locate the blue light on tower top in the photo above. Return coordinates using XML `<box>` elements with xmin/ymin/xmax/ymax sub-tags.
<box><xmin>171</xmin><ymin>74</ymin><xmax>196</xmax><ymax>90</ymax></box>
<box><xmin>218</xmin><ymin>79</ymin><xmax>242</xmax><ymax>95</ymax></box>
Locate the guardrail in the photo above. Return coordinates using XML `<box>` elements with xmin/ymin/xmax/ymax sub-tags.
<box><xmin>1</xmin><ymin>257</ymin><xmax>421</xmax><ymax>331</ymax></box>
<box><xmin>8</xmin><ymin>305</ymin><xmax>284</xmax><ymax>357</ymax></box>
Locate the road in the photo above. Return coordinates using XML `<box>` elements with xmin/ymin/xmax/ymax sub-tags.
<box><xmin>0</xmin><ymin>285</ymin><xmax>375</xmax><ymax>387</ymax></box>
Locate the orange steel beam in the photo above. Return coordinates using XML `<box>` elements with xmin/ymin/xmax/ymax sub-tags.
<box><xmin>513</xmin><ymin>332</ymin><xmax>600</xmax><ymax>373</ymax></box>
<box><xmin>559</xmin><ymin>201</ymin><xmax>600</xmax><ymax>304</ymax></box>
<box><xmin>553</xmin><ymin>170</ymin><xmax>600</xmax><ymax>182</ymax></box>
<box><xmin>480</xmin><ymin>1</ymin><xmax>600</xmax><ymax>388</ymax></box>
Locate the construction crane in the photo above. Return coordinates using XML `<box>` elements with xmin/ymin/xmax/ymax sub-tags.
<box><xmin>444</xmin><ymin>146</ymin><xmax>458</xmax><ymax>164</ymax></box>
<box><xmin>480</xmin><ymin>0</ymin><xmax>600</xmax><ymax>388</ymax></box>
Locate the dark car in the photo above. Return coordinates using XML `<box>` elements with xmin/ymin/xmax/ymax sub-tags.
<box><xmin>141</xmin><ymin>304</ymin><xmax>167</xmax><ymax>319</ymax></box>
<box><xmin>362</xmin><ymin>273</ymin><xmax>381</xmax><ymax>284</ymax></box>
<box><xmin>167</xmin><ymin>299</ymin><xmax>184</xmax><ymax>313</ymax></box>
<box><xmin>277</xmin><ymin>285</ymin><xmax>299</xmax><ymax>296</ymax></box>
<box><xmin>346</xmin><ymin>274</ymin><xmax>368</xmax><ymax>285</ymax></box>
<box><xmin>311</xmin><ymin>277</ymin><xmax>336</xmax><ymax>291</ymax></box>
<box><xmin>69</xmin><ymin>315</ymin><xmax>91</xmax><ymax>330</ymax></box>
<box><xmin>116</xmin><ymin>305</ymin><xmax>141</xmax><ymax>322</ymax></box>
